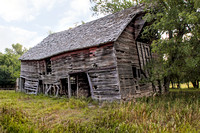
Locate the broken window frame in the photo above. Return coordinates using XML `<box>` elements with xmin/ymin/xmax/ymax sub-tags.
<box><xmin>132</xmin><ymin>66</ymin><xmax>141</xmax><ymax>79</ymax></box>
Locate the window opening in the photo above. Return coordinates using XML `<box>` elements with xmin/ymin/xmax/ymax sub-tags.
<box><xmin>46</xmin><ymin>58</ymin><xmax>52</xmax><ymax>74</ymax></box>
<box><xmin>132</xmin><ymin>67</ymin><xmax>137</xmax><ymax>78</ymax></box>
<box><xmin>132</xmin><ymin>67</ymin><xmax>141</xmax><ymax>79</ymax></box>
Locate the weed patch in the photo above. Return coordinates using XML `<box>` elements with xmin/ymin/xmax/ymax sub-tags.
<box><xmin>0</xmin><ymin>90</ymin><xmax>199</xmax><ymax>132</ymax></box>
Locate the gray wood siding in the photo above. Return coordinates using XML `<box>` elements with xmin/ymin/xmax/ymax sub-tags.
<box><xmin>20</xmin><ymin>43</ymin><xmax>120</xmax><ymax>100</ymax></box>
<box><xmin>114</xmin><ymin>19</ymin><xmax>153</xmax><ymax>100</ymax></box>
<box><xmin>20</xmin><ymin>61</ymin><xmax>39</xmax><ymax>93</ymax></box>
<box><xmin>114</xmin><ymin>23</ymin><xmax>138</xmax><ymax>100</ymax></box>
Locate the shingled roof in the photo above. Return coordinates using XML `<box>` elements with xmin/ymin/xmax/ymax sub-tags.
<box><xmin>19</xmin><ymin>5</ymin><xmax>144</xmax><ymax>60</ymax></box>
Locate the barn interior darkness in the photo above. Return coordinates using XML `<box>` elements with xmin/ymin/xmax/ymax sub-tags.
<box><xmin>57</xmin><ymin>72</ymin><xmax>91</xmax><ymax>97</ymax></box>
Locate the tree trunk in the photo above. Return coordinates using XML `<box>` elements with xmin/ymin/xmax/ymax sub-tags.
<box><xmin>192</xmin><ymin>81</ymin><xmax>197</xmax><ymax>88</ymax></box>
<box><xmin>157</xmin><ymin>79</ymin><xmax>162</xmax><ymax>94</ymax></box>
<box><xmin>177</xmin><ymin>80</ymin><xmax>181</xmax><ymax>89</ymax></box>
<box><xmin>164</xmin><ymin>76</ymin><xmax>170</xmax><ymax>92</ymax></box>
<box><xmin>187</xmin><ymin>82</ymin><xmax>190</xmax><ymax>88</ymax></box>
<box><xmin>171</xmin><ymin>81</ymin><xmax>174</xmax><ymax>88</ymax></box>
<box><xmin>152</xmin><ymin>82</ymin><xmax>156</xmax><ymax>92</ymax></box>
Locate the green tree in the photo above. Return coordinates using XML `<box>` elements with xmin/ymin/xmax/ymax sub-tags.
<box><xmin>90</xmin><ymin>0</ymin><xmax>139</xmax><ymax>15</ymax></box>
<box><xmin>0</xmin><ymin>43</ymin><xmax>27</xmax><ymax>87</ymax></box>
<box><xmin>90</xmin><ymin>0</ymin><xmax>200</xmax><ymax>89</ymax></box>
<box><xmin>143</xmin><ymin>0</ymin><xmax>200</xmax><ymax>89</ymax></box>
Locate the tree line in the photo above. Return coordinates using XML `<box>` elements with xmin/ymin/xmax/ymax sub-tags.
<box><xmin>90</xmin><ymin>0</ymin><xmax>200</xmax><ymax>90</ymax></box>
<box><xmin>0</xmin><ymin>44</ymin><xmax>27</xmax><ymax>87</ymax></box>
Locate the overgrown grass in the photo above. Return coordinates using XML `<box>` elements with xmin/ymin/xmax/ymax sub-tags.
<box><xmin>0</xmin><ymin>90</ymin><xmax>199</xmax><ymax>132</ymax></box>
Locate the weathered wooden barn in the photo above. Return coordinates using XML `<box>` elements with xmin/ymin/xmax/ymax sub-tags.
<box><xmin>19</xmin><ymin>5</ymin><xmax>153</xmax><ymax>100</ymax></box>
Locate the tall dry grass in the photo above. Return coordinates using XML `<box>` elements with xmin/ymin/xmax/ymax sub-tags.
<box><xmin>0</xmin><ymin>90</ymin><xmax>199</xmax><ymax>132</ymax></box>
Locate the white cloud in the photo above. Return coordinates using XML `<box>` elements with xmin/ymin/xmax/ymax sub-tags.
<box><xmin>30</xmin><ymin>0</ymin><xmax>59</xmax><ymax>11</ymax></box>
<box><xmin>0</xmin><ymin>0</ymin><xmax>104</xmax><ymax>53</ymax></box>
<box><xmin>0</xmin><ymin>26</ymin><xmax>44</xmax><ymax>52</ymax></box>
<box><xmin>55</xmin><ymin>0</ymin><xmax>101</xmax><ymax>31</ymax></box>
<box><xmin>0</xmin><ymin>0</ymin><xmax>59</xmax><ymax>22</ymax></box>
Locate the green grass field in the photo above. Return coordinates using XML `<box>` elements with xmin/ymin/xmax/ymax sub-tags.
<box><xmin>0</xmin><ymin>90</ymin><xmax>199</xmax><ymax>133</ymax></box>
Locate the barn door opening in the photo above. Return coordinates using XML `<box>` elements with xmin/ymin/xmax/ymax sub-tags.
<box><xmin>68</xmin><ymin>73</ymin><xmax>91</xmax><ymax>98</ymax></box>
<box><xmin>20</xmin><ymin>77</ymin><xmax>25</xmax><ymax>92</ymax></box>
<box><xmin>60</xmin><ymin>78</ymin><xmax>68</xmax><ymax>96</ymax></box>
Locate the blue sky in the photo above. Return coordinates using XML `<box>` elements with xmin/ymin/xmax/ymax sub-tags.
<box><xmin>0</xmin><ymin>0</ymin><xmax>103</xmax><ymax>53</ymax></box>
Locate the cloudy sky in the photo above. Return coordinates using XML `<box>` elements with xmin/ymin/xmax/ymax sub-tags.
<box><xmin>0</xmin><ymin>0</ymin><xmax>102</xmax><ymax>53</ymax></box>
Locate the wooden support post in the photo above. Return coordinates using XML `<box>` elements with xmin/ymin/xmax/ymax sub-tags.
<box><xmin>19</xmin><ymin>78</ymin><xmax>22</xmax><ymax>91</ymax></box>
<box><xmin>35</xmin><ymin>80</ymin><xmax>39</xmax><ymax>95</ymax></box>
<box><xmin>56</xmin><ymin>85</ymin><xmax>60</xmax><ymax>97</ymax></box>
<box><xmin>45</xmin><ymin>84</ymin><xmax>47</xmax><ymax>93</ymax></box>
<box><xmin>45</xmin><ymin>85</ymin><xmax>52</xmax><ymax>95</ymax></box>
<box><xmin>86</xmin><ymin>72</ymin><xmax>94</xmax><ymax>98</ymax></box>
<box><xmin>43</xmin><ymin>84</ymin><xmax>45</xmax><ymax>93</ymax></box>
<box><xmin>76</xmin><ymin>74</ymin><xmax>79</xmax><ymax>97</ymax></box>
<box><xmin>53</xmin><ymin>85</ymin><xmax>56</xmax><ymax>95</ymax></box>
<box><xmin>68</xmin><ymin>75</ymin><xmax>71</xmax><ymax>98</ymax></box>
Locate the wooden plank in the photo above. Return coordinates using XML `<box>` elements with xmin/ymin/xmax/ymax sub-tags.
<box><xmin>19</xmin><ymin>78</ymin><xmax>22</xmax><ymax>91</ymax></box>
<box><xmin>143</xmin><ymin>43</ymin><xmax>147</xmax><ymax>64</ymax></box>
<box><xmin>76</xmin><ymin>74</ymin><xmax>79</xmax><ymax>97</ymax></box>
<box><xmin>24</xmin><ymin>88</ymin><xmax>37</xmax><ymax>91</ymax></box>
<box><xmin>86</xmin><ymin>72</ymin><xmax>94</xmax><ymax>98</ymax></box>
<box><xmin>53</xmin><ymin>86</ymin><xmax>55</xmax><ymax>95</ymax></box>
<box><xmin>45</xmin><ymin>85</ymin><xmax>52</xmax><ymax>95</ymax></box>
<box><xmin>139</xmin><ymin>42</ymin><xmax>145</xmax><ymax>70</ymax></box>
<box><xmin>43</xmin><ymin>84</ymin><xmax>45</xmax><ymax>93</ymax></box>
<box><xmin>136</xmin><ymin>42</ymin><xmax>142</xmax><ymax>70</ymax></box>
<box><xmin>68</xmin><ymin>76</ymin><xmax>71</xmax><ymax>98</ymax></box>
<box><xmin>56</xmin><ymin>85</ymin><xmax>60</xmax><ymax>97</ymax></box>
<box><xmin>35</xmin><ymin>80</ymin><xmax>39</xmax><ymax>95</ymax></box>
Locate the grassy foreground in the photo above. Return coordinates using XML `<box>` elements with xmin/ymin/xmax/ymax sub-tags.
<box><xmin>0</xmin><ymin>90</ymin><xmax>199</xmax><ymax>133</ymax></box>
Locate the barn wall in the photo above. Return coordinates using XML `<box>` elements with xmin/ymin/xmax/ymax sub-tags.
<box><xmin>114</xmin><ymin>18</ymin><xmax>153</xmax><ymax>100</ymax></box>
<box><xmin>20</xmin><ymin>13</ymin><xmax>154</xmax><ymax>100</ymax></box>
<box><xmin>114</xmin><ymin>22</ymin><xmax>138</xmax><ymax>100</ymax></box>
<box><xmin>20</xmin><ymin>61</ymin><xmax>40</xmax><ymax>93</ymax></box>
<box><xmin>20</xmin><ymin>43</ymin><xmax>120</xmax><ymax>100</ymax></box>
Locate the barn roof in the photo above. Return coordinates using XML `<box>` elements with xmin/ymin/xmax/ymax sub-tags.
<box><xmin>19</xmin><ymin>5</ymin><xmax>144</xmax><ymax>60</ymax></box>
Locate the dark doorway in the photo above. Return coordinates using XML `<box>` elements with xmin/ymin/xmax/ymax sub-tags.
<box><xmin>60</xmin><ymin>78</ymin><xmax>68</xmax><ymax>96</ymax></box>
<box><xmin>20</xmin><ymin>78</ymin><xmax>25</xmax><ymax>91</ymax></box>
<box><xmin>70</xmin><ymin>73</ymin><xmax>91</xmax><ymax>97</ymax></box>
<box><xmin>60</xmin><ymin>73</ymin><xmax>91</xmax><ymax>98</ymax></box>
